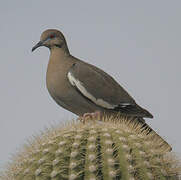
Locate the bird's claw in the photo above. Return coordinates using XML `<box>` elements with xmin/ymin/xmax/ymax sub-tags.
<box><xmin>78</xmin><ymin>111</ymin><xmax>101</xmax><ymax>123</ymax></box>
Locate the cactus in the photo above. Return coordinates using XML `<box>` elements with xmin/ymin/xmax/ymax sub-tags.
<box><xmin>1</xmin><ymin>116</ymin><xmax>180</xmax><ymax>180</ymax></box>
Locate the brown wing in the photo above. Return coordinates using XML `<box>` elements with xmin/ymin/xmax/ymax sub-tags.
<box><xmin>68</xmin><ymin>62</ymin><xmax>136</xmax><ymax>108</ymax></box>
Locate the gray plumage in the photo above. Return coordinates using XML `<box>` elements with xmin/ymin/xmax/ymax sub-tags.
<box><xmin>32</xmin><ymin>29</ymin><xmax>153</xmax><ymax>118</ymax></box>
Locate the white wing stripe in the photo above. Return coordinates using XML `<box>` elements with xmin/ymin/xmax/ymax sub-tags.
<box><xmin>67</xmin><ymin>72</ymin><xmax>116</xmax><ymax>109</ymax></box>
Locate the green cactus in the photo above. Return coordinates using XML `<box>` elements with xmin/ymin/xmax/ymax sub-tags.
<box><xmin>1</xmin><ymin>116</ymin><xmax>180</xmax><ymax>180</ymax></box>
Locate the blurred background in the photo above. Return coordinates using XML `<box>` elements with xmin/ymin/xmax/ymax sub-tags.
<box><xmin>0</xmin><ymin>0</ymin><xmax>180</xmax><ymax>169</ymax></box>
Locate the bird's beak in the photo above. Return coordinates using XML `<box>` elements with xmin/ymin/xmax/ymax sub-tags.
<box><xmin>32</xmin><ymin>41</ymin><xmax>43</xmax><ymax>52</ymax></box>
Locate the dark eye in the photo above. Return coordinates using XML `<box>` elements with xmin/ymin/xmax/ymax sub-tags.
<box><xmin>49</xmin><ymin>34</ymin><xmax>55</xmax><ymax>39</ymax></box>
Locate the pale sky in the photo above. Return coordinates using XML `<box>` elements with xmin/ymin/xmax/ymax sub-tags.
<box><xmin>0</xmin><ymin>0</ymin><xmax>181</xmax><ymax>169</ymax></box>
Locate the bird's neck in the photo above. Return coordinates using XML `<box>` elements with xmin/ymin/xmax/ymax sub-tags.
<box><xmin>47</xmin><ymin>47</ymin><xmax>73</xmax><ymax>86</ymax></box>
<box><xmin>49</xmin><ymin>47</ymin><xmax>70</xmax><ymax>63</ymax></box>
<box><xmin>51</xmin><ymin>42</ymin><xmax>70</xmax><ymax>54</ymax></box>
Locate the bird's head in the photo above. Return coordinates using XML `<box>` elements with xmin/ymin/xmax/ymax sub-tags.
<box><xmin>32</xmin><ymin>29</ymin><xmax>69</xmax><ymax>53</ymax></box>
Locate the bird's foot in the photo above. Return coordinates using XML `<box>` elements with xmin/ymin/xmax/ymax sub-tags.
<box><xmin>78</xmin><ymin>111</ymin><xmax>101</xmax><ymax>123</ymax></box>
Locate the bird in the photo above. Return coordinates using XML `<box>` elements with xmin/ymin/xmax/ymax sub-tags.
<box><xmin>32</xmin><ymin>29</ymin><xmax>153</xmax><ymax>121</ymax></box>
<box><xmin>32</xmin><ymin>29</ymin><xmax>173</xmax><ymax>151</ymax></box>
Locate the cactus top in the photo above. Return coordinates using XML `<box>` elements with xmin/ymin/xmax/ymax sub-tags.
<box><xmin>1</xmin><ymin>116</ymin><xmax>180</xmax><ymax>180</ymax></box>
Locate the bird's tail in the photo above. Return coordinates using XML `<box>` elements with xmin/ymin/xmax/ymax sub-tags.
<box><xmin>100</xmin><ymin>114</ymin><xmax>172</xmax><ymax>152</ymax></box>
<box><xmin>136</xmin><ymin>117</ymin><xmax>172</xmax><ymax>151</ymax></box>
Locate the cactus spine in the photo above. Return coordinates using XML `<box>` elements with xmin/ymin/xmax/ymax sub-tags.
<box><xmin>1</xmin><ymin>116</ymin><xmax>180</xmax><ymax>180</ymax></box>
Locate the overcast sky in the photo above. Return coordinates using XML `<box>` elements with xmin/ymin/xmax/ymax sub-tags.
<box><xmin>0</xmin><ymin>0</ymin><xmax>181</xmax><ymax>169</ymax></box>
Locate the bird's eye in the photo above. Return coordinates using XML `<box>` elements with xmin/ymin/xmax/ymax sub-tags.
<box><xmin>49</xmin><ymin>34</ymin><xmax>55</xmax><ymax>39</ymax></box>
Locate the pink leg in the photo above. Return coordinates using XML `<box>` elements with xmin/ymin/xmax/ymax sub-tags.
<box><xmin>79</xmin><ymin>111</ymin><xmax>101</xmax><ymax>123</ymax></box>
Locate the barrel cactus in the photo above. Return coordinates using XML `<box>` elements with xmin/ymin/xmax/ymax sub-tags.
<box><xmin>1</xmin><ymin>116</ymin><xmax>180</xmax><ymax>180</ymax></box>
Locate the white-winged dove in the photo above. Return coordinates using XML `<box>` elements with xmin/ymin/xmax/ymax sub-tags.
<box><xmin>32</xmin><ymin>29</ymin><xmax>173</xmax><ymax>151</ymax></box>
<box><xmin>32</xmin><ymin>29</ymin><xmax>153</xmax><ymax>120</ymax></box>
